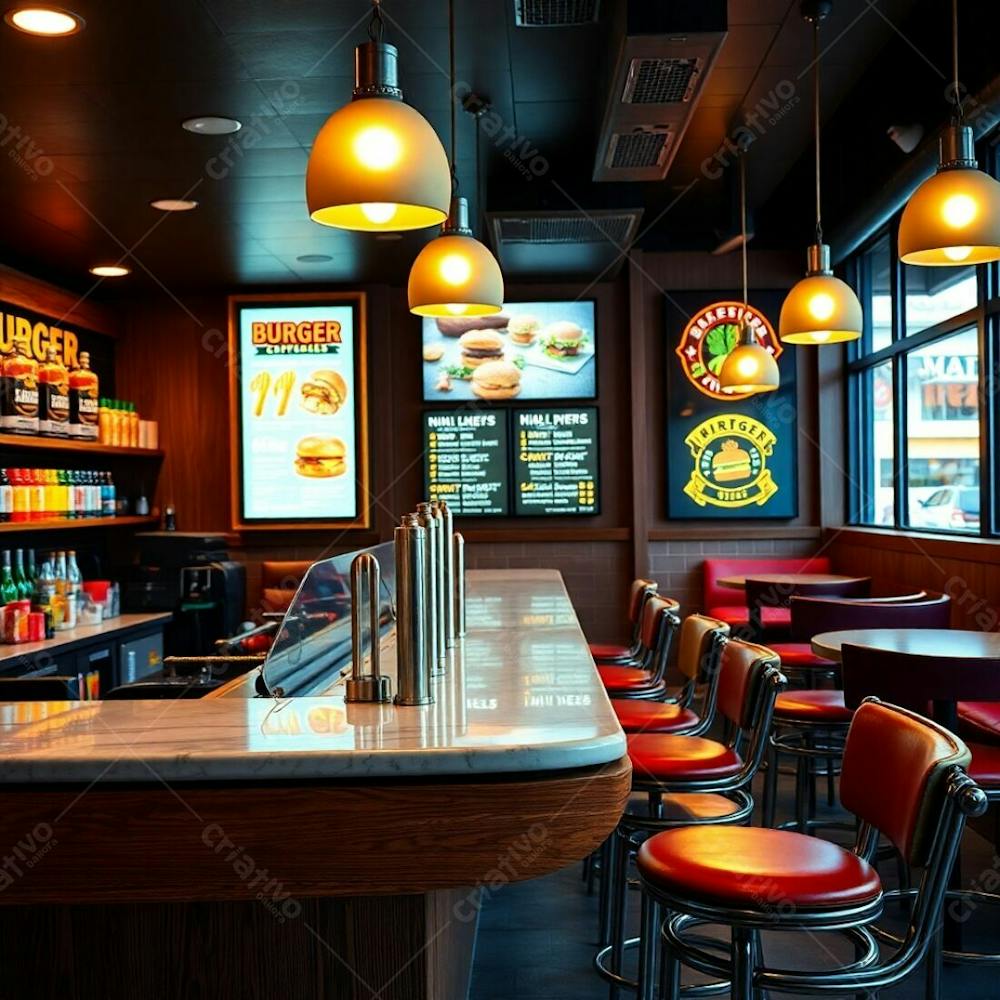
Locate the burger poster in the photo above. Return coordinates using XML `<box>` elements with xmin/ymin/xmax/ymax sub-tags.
<box><xmin>421</xmin><ymin>300</ymin><xmax>597</xmax><ymax>402</ymax></box>
<box><xmin>228</xmin><ymin>293</ymin><xmax>368</xmax><ymax>530</ymax></box>
<box><xmin>665</xmin><ymin>291</ymin><xmax>797</xmax><ymax>520</ymax></box>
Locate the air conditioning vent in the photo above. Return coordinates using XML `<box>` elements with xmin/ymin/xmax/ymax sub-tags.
<box><xmin>623</xmin><ymin>57</ymin><xmax>700</xmax><ymax>105</ymax></box>
<box><xmin>606</xmin><ymin>128</ymin><xmax>672</xmax><ymax>171</ymax></box>
<box><xmin>494</xmin><ymin>212</ymin><xmax>637</xmax><ymax>246</ymax></box>
<box><xmin>513</xmin><ymin>0</ymin><xmax>600</xmax><ymax>27</ymax></box>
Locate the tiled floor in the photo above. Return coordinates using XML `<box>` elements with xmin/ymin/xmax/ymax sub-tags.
<box><xmin>470</xmin><ymin>775</ymin><xmax>1000</xmax><ymax>1000</ymax></box>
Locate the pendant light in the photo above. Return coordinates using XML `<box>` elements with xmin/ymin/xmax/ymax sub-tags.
<box><xmin>407</xmin><ymin>0</ymin><xmax>503</xmax><ymax>316</ymax></box>
<box><xmin>779</xmin><ymin>1</ymin><xmax>862</xmax><ymax>345</ymax></box>
<box><xmin>719</xmin><ymin>152</ymin><xmax>780</xmax><ymax>396</ymax></box>
<box><xmin>899</xmin><ymin>0</ymin><xmax>1000</xmax><ymax>265</ymax></box>
<box><xmin>306</xmin><ymin>0</ymin><xmax>452</xmax><ymax>232</ymax></box>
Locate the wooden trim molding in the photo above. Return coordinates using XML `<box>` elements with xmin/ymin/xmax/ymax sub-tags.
<box><xmin>462</xmin><ymin>528</ymin><xmax>631</xmax><ymax>543</ymax></box>
<box><xmin>0</xmin><ymin>756</ymin><xmax>631</xmax><ymax>905</ymax></box>
<box><xmin>648</xmin><ymin>526</ymin><xmax>823</xmax><ymax>542</ymax></box>
<box><xmin>826</xmin><ymin>526</ymin><xmax>1000</xmax><ymax>564</ymax></box>
<box><xmin>0</xmin><ymin>263</ymin><xmax>118</xmax><ymax>337</ymax></box>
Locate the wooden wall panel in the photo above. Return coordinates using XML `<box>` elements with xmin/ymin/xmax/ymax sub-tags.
<box><xmin>0</xmin><ymin>263</ymin><xmax>119</xmax><ymax>338</ymax></box>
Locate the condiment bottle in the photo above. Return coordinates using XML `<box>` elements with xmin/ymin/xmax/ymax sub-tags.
<box><xmin>69</xmin><ymin>352</ymin><xmax>99</xmax><ymax>441</ymax></box>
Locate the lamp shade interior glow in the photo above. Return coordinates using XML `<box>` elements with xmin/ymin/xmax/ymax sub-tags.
<box><xmin>307</xmin><ymin>98</ymin><xmax>451</xmax><ymax>232</ymax></box>
<box><xmin>5</xmin><ymin>6</ymin><xmax>82</xmax><ymax>35</ymax></box>
<box><xmin>779</xmin><ymin>272</ymin><xmax>863</xmax><ymax>345</ymax></box>
<box><xmin>89</xmin><ymin>264</ymin><xmax>130</xmax><ymax>278</ymax></box>
<box><xmin>899</xmin><ymin>166</ymin><xmax>1000</xmax><ymax>265</ymax></box>
<box><xmin>718</xmin><ymin>342</ymin><xmax>780</xmax><ymax>395</ymax></box>
<box><xmin>408</xmin><ymin>231</ymin><xmax>504</xmax><ymax>317</ymax></box>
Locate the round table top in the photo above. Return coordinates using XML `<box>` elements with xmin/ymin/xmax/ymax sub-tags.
<box><xmin>811</xmin><ymin>628</ymin><xmax>1000</xmax><ymax>663</ymax></box>
<box><xmin>717</xmin><ymin>573</ymin><xmax>867</xmax><ymax>590</ymax></box>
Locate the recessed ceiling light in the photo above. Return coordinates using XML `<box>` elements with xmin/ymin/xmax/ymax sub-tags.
<box><xmin>296</xmin><ymin>254</ymin><xmax>333</xmax><ymax>263</ymax></box>
<box><xmin>89</xmin><ymin>264</ymin><xmax>130</xmax><ymax>278</ymax></box>
<box><xmin>150</xmin><ymin>198</ymin><xmax>199</xmax><ymax>212</ymax></box>
<box><xmin>182</xmin><ymin>116</ymin><xmax>242</xmax><ymax>136</ymax></box>
<box><xmin>4</xmin><ymin>6</ymin><xmax>84</xmax><ymax>35</ymax></box>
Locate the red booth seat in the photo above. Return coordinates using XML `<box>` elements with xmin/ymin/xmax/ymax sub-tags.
<box><xmin>959</xmin><ymin>701</ymin><xmax>1000</xmax><ymax>746</ymax></box>
<box><xmin>702</xmin><ymin>556</ymin><xmax>832</xmax><ymax>627</ymax></box>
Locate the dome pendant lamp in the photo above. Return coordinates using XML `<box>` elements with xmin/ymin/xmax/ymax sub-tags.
<box><xmin>408</xmin><ymin>0</ymin><xmax>503</xmax><ymax>317</ymax></box>
<box><xmin>899</xmin><ymin>0</ymin><xmax>1000</xmax><ymax>265</ymax></box>
<box><xmin>306</xmin><ymin>0</ymin><xmax>452</xmax><ymax>232</ymax></box>
<box><xmin>719</xmin><ymin>152</ymin><xmax>780</xmax><ymax>396</ymax></box>
<box><xmin>779</xmin><ymin>1</ymin><xmax>862</xmax><ymax>345</ymax></box>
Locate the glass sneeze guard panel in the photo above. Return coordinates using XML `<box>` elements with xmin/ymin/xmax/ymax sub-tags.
<box><xmin>260</xmin><ymin>541</ymin><xmax>397</xmax><ymax>698</ymax></box>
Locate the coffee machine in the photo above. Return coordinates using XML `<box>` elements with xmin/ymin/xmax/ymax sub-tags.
<box><xmin>124</xmin><ymin>533</ymin><xmax>246</xmax><ymax>657</ymax></box>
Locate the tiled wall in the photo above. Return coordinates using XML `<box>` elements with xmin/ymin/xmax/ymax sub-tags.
<box><xmin>465</xmin><ymin>540</ymin><xmax>632</xmax><ymax>643</ymax></box>
<box><xmin>648</xmin><ymin>537</ymin><xmax>820</xmax><ymax>617</ymax></box>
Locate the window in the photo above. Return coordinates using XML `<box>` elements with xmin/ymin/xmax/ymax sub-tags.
<box><xmin>847</xmin><ymin>218</ymin><xmax>989</xmax><ymax>536</ymax></box>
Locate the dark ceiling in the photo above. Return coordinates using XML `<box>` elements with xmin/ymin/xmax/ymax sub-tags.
<box><xmin>0</xmin><ymin>0</ymin><xmax>982</xmax><ymax>297</ymax></box>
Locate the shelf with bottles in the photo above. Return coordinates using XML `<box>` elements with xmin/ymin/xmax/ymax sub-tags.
<box><xmin>0</xmin><ymin>515</ymin><xmax>157</xmax><ymax>534</ymax></box>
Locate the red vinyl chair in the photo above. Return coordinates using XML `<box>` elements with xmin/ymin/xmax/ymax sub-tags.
<box><xmin>702</xmin><ymin>555</ymin><xmax>832</xmax><ymax>632</ymax></box>
<box><xmin>595</xmin><ymin>639</ymin><xmax>785</xmax><ymax>993</ymax></box>
<box><xmin>611</xmin><ymin>614</ymin><xmax>729</xmax><ymax>735</ymax></box>
<box><xmin>589</xmin><ymin>578</ymin><xmax>658</xmax><ymax>664</ymax></box>
<box><xmin>596</xmin><ymin>596</ymin><xmax>680</xmax><ymax>701</ymax></box>
<box><xmin>636</xmin><ymin>699</ymin><xmax>986</xmax><ymax>1000</ymax></box>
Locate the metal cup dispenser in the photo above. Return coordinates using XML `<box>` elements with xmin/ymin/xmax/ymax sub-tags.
<box><xmin>394</xmin><ymin>514</ymin><xmax>433</xmax><ymax>706</ymax></box>
<box><xmin>345</xmin><ymin>552</ymin><xmax>392</xmax><ymax>703</ymax></box>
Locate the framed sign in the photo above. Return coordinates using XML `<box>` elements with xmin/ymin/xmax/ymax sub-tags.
<box><xmin>228</xmin><ymin>292</ymin><xmax>369</xmax><ymax>530</ymax></box>
<box><xmin>666</xmin><ymin>292</ymin><xmax>798</xmax><ymax>520</ymax></box>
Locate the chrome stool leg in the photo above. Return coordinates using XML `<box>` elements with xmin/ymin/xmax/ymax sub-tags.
<box><xmin>637</xmin><ymin>891</ymin><xmax>661</xmax><ymax>1000</ymax></box>
<box><xmin>732</xmin><ymin>926</ymin><xmax>755</xmax><ymax>1000</ymax></box>
<box><xmin>598</xmin><ymin>835</ymin><xmax>614</xmax><ymax>946</ymax></box>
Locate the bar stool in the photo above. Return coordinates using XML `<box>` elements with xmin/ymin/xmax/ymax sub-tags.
<box><xmin>597</xmin><ymin>596</ymin><xmax>680</xmax><ymax>701</ymax></box>
<box><xmin>762</xmin><ymin>590</ymin><xmax>953</xmax><ymax>830</ymax></box>
<box><xmin>610</xmin><ymin>614</ymin><xmax>729</xmax><ymax>736</ymax></box>
<box><xmin>590</xmin><ymin>579</ymin><xmax>658</xmax><ymax>664</ymax></box>
<box><xmin>594</xmin><ymin>639</ymin><xmax>785</xmax><ymax>994</ymax></box>
<box><xmin>636</xmin><ymin>698</ymin><xmax>986</xmax><ymax>1000</ymax></box>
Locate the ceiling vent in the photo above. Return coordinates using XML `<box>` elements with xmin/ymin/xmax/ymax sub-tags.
<box><xmin>486</xmin><ymin>208</ymin><xmax>643</xmax><ymax>279</ymax></box>
<box><xmin>514</xmin><ymin>0</ymin><xmax>600</xmax><ymax>27</ymax></box>
<box><xmin>594</xmin><ymin>1</ymin><xmax>727</xmax><ymax>182</ymax></box>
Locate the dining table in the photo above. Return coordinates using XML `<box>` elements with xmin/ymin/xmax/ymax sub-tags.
<box><xmin>717</xmin><ymin>572</ymin><xmax>871</xmax><ymax>591</ymax></box>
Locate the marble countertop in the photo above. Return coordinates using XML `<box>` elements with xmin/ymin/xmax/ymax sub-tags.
<box><xmin>0</xmin><ymin>570</ymin><xmax>626</xmax><ymax>783</ymax></box>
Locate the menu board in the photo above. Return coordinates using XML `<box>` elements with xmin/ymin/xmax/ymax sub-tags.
<box><xmin>421</xmin><ymin>300</ymin><xmax>597</xmax><ymax>402</ymax></box>
<box><xmin>423</xmin><ymin>410</ymin><xmax>509</xmax><ymax>516</ymax></box>
<box><xmin>665</xmin><ymin>293</ymin><xmax>797</xmax><ymax>520</ymax></box>
<box><xmin>228</xmin><ymin>293</ymin><xmax>368</xmax><ymax>530</ymax></box>
<box><xmin>513</xmin><ymin>407</ymin><xmax>600</xmax><ymax>516</ymax></box>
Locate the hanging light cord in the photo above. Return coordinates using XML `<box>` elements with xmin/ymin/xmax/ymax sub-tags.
<box><xmin>448</xmin><ymin>0</ymin><xmax>459</xmax><ymax>192</ymax></box>
<box><xmin>951</xmin><ymin>0</ymin><xmax>963</xmax><ymax>122</ymax></box>
<box><xmin>813</xmin><ymin>18</ymin><xmax>823</xmax><ymax>245</ymax></box>
<box><xmin>740</xmin><ymin>153</ymin><xmax>749</xmax><ymax>309</ymax></box>
<box><xmin>368</xmin><ymin>0</ymin><xmax>384</xmax><ymax>41</ymax></box>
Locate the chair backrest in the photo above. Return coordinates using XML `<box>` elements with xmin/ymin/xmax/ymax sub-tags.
<box><xmin>716</xmin><ymin>638</ymin><xmax>782</xmax><ymax>731</ymax></box>
<box><xmin>260</xmin><ymin>559</ymin><xmax>313</xmax><ymax>614</ymax></box>
<box><xmin>637</xmin><ymin>594</ymin><xmax>680</xmax><ymax>652</ymax></box>
<box><xmin>675</xmin><ymin>614</ymin><xmax>730</xmax><ymax>682</ymax></box>
<box><xmin>746</xmin><ymin>576</ymin><xmax>871</xmax><ymax>613</ymax></box>
<box><xmin>841</xmin><ymin>699</ymin><xmax>972</xmax><ymax>866</ymax></box>
<box><xmin>0</xmin><ymin>676</ymin><xmax>81</xmax><ymax>701</ymax></box>
<box><xmin>702</xmin><ymin>556</ymin><xmax>831</xmax><ymax>610</ymax></box>
<box><xmin>627</xmin><ymin>579</ymin><xmax>658</xmax><ymax>624</ymax></box>
<box><xmin>790</xmin><ymin>592</ymin><xmax>951</xmax><ymax>641</ymax></box>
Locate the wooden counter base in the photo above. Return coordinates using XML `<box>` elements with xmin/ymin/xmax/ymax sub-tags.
<box><xmin>0</xmin><ymin>755</ymin><xmax>631</xmax><ymax>905</ymax></box>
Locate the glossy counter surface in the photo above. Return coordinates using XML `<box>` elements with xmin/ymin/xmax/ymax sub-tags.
<box><xmin>0</xmin><ymin>570</ymin><xmax>625</xmax><ymax>783</ymax></box>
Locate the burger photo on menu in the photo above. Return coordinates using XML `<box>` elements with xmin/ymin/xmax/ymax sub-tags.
<box><xmin>421</xmin><ymin>300</ymin><xmax>596</xmax><ymax>401</ymax></box>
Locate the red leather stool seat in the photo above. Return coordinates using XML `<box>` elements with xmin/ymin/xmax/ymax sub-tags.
<box><xmin>768</xmin><ymin>642</ymin><xmax>838</xmax><ymax>669</ymax></box>
<box><xmin>959</xmin><ymin>702</ymin><xmax>1000</xmax><ymax>746</ymax></box>
<box><xmin>774</xmin><ymin>690</ymin><xmax>854</xmax><ymax>724</ymax></box>
<box><xmin>590</xmin><ymin>642</ymin><xmax>632</xmax><ymax>661</ymax></box>
<box><xmin>706</xmin><ymin>606</ymin><xmax>791</xmax><ymax>629</ymax></box>
<box><xmin>627</xmin><ymin>733</ymin><xmax>743</xmax><ymax>781</ymax></box>
<box><xmin>612</xmin><ymin>699</ymin><xmax>699</xmax><ymax>734</ymax></box>
<box><xmin>637</xmin><ymin>826</ymin><xmax>882</xmax><ymax>910</ymax></box>
<box><xmin>967</xmin><ymin>742</ymin><xmax>1000</xmax><ymax>788</ymax></box>
<box><xmin>598</xmin><ymin>665</ymin><xmax>658</xmax><ymax>691</ymax></box>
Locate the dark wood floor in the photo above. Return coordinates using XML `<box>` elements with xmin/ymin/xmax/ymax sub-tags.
<box><xmin>470</xmin><ymin>774</ymin><xmax>1000</xmax><ymax>1000</ymax></box>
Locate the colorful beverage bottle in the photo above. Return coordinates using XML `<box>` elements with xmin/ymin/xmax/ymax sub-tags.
<box><xmin>38</xmin><ymin>346</ymin><xmax>69</xmax><ymax>438</ymax></box>
<box><xmin>10</xmin><ymin>469</ymin><xmax>28</xmax><ymax>523</ymax></box>
<box><xmin>2</xmin><ymin>342</ymin><xmax>39</xmax><ymax>435</ymax></box>
<box><xmin>69</xmin><ymin>352</ymin><xmax>99</xmax><ymax>441</ymax></box>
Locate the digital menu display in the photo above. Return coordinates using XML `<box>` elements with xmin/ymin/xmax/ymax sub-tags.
<box><xmin>229</xmin><ymin>293</ymin><xmax>369</xmax><ymax>530</ymax></box>
<box><xmin>513</xmin><ymin>407</ymin><xmax>600</xmax><ymax>516</ymax></box>
<box><xmin>421</xmin><ymin>300</ymin><xmax>597</xmax><ymax>403</ymax></box>
<box><xmin>424</xmin><ymin>410</ymin><xmax>510</xmax><ymax>516</ymax></box>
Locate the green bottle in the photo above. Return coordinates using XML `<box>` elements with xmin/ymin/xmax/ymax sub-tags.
<box><xmin>0</xmin><ymin>550</ymin><xmax>19</xmax><ymax>605</ymax></box>
<box><xmin>11</xmin><ymin>548</ymin><xmax>30</xmax><ymax>601</ymax></box>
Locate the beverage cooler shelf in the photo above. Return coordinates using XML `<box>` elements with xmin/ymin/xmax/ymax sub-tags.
<box><xmin>0</xmin><ymin>434</ymin><xmax>163</xmax><ymax>458</ymax></box>
<box><xmin>0</xmin><ymin>516</ymin><xmax>158</xmax><ymax>534</ymax></box>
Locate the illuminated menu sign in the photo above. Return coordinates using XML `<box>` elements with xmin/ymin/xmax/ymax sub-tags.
<box><xmin>665</xmin><ymin>292</ymin><xmax>797</xmax><ymax>520</ymax></box>
<box><xmin>424</xmin><ymin>410</ymin><xmax>510</xmax><ymax>516</ymax></box>
<box><xmin>229</xmin><ymin>294</ymin><xmax>369</xmax><ymax>530</ymax></box>
<box><xmin>513</xmin><ymin>407</ymin><xmax>600</xmax><ymax>516</ymax></box>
